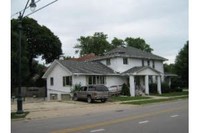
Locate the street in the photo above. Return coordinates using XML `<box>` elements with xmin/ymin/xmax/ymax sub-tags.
<box><xmin>11</xmin><ymin>99</ymin><xmax>188</xmax><ymax>133</ymax></box>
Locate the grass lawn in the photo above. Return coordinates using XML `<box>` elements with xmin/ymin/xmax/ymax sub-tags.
<box><xmin>154</xmin><ymin>91</ymin><xmax>188</xmax><ymax>97</ymax></box>
<box><xmin>110</xmin><ymin>96</ymin><xmax>151</xmax><ymax>101</ymax></box>
<box><xmin>122</xmin><ymin>96</ymin><xmax>188</xmax><ymax>105</ymax></box>
<box><xmin>11</xmin><ymin>112</ymin><xmax>29</xmax><ymax>119</ymax></box>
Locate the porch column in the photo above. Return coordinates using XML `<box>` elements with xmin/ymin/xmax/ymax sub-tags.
<box><xmin>129</xmin><ymin>75</ymin><xmax>135</xmax><ymax>96</ymax></box>
<box><xmin>145</xmin><ymin>75</ymin><xmax>149</xmax><ymax>95</ymax></box>
<box><xmin>168</xmin><ymin>77</ymin><xmax>171</xmax><ymax>89</ymax></box>
<box><xmin>157</xmin><ymin>76</ymin><xmax>162</xmax><ymax>94</ymax></box>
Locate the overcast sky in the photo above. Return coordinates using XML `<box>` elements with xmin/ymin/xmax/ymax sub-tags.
<box><xmin>11</xmin><ymin>0</ymin><xmax>188</xmax><ymax>64</ymax></box>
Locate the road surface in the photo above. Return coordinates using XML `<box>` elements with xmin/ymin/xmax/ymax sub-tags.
<box><xmin>11</xmin><ymin>99</ymin><xmax>188</xmax><ymax>133</ymax></box>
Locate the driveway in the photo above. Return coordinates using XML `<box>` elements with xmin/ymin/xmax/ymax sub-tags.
<box><xmin>11</xmin><ymin>100</ymin><xmax>135</xmax><ymax>120</ymax></box>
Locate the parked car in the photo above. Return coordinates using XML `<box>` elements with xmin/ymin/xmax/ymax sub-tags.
<box><xmin>73</xmin><ymin>85</ymin><xmax>109</xmax><ymax>103</ymax></box>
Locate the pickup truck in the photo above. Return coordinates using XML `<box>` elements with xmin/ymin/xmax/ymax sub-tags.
<box><xmin>73</xmin><ymin>85</ymin><xmax>109</xmax><ymax>103</ymax></box>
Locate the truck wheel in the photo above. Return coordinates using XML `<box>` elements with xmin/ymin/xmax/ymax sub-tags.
<box><xmin>87</xmin><ymin>96</ymin><xmax>92</xmax><ymax>103</ymax></box>
<box><xmin>73</xmin><ymin>94</ymin><xmax>78</xmax><ymax>101</ymax></box>
<box><xmin>101</xmin><ymin>99</ymin><xmax>107</xmax><ymax>103</ymax></box>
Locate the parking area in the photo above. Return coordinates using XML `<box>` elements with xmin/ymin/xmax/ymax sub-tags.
<box><xmin>11</xmin><ymin>100</ymin><xmax>135</xmax><ymax>120</ymax></box>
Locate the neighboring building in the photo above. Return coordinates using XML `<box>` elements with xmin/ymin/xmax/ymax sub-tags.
<box><xmin>42</xmin><ymin>47</ymin><xmax>168</xmax><ymax>100</ymax></box>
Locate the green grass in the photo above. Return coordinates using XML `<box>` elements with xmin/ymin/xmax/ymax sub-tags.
<box><xmin>122</xmin><ymin>96</ymin><xmax>188</xmax><ymax>105</ymax></box>
<box><xmin>11</xmin><ymin>112</ymin><xmax>29</xmax><ymax>119</ymax></box>
<box><xmin>154</xmin><ymin>91</ymin><xmax>188</xmax><ymax>97</ymax></box>
<box><xmin>110</xmin><ymin>96</ymin><xmax>151</xmax><ymax>101</ymax></box>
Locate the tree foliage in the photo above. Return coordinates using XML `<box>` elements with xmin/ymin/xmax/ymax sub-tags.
<box><xmin>125</xmin><ymin>37</ymin><xmax>153</xmax><ymax>52</ymax></box>
<box><xmin>11</xmin><ymin>17</ymin><xmax>62</xmax><ymax>89</ymax></box>
<box><xmin>75</xmin><ymin>32</ymin><xmax>110</xmax><ymax>56</ymax></box>
<box><xmin>75</xmin><ymin>33</ymin><xmax>154</xmax><ymax>56</ymax></box>
<box><xmin>164</xmin><ymin>63</ymin><xmax>175</xmax><ymax>73</ymax></box>
<box><xmin>111</xmin><ymin>37</ymin><xmax>125</xmax><ymax>48</ymax></box>
<box><xmin>174</xmin><ymin>41</ymin><xmax>189</xmax><ymax>87</ymax></box>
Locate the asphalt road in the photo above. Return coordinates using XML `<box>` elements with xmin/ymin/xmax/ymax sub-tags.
<box><xmin>11</xmin><ymin>99</ymin><xmax>188</xmax><ymax>133</ymax></box>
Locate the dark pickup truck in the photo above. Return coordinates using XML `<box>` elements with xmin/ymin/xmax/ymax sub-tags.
<box><xmin>73</xmin><ymin>85</ymin><xmax>109</xmax><ymax>103</ymax></box>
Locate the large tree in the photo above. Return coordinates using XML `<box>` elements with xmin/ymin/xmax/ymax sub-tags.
<box><xmin>75</xmin><ymin>32</ymin><xmax>111</xmax><ymax>56</ymax></box>
<box><xmin>11</xmin><ymin>17</ymin><xmax>62</xmax><ymax>90</ymax></box>
<box><xmin>11</xmin><ymin>17</ymin><xmax>62</xmax><ymax>76</ymax></box>
<box><xmin>174</xmin><ymin>41</ymin><xmax>189</xmax><ymax>87</ymax></box>
<box><xmin>125</xmin><ymin>37</ymin><xmax>153</xmax><ymax>52</ymax></box>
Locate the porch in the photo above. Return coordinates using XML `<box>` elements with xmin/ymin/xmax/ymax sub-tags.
<box><xmin>122</xmin><ymin>66</ymin><xmax>163</xmax><ymax>97</ymax></box>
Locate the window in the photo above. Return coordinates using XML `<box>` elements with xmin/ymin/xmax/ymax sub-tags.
<box><xmin>50</xmin><ymin>77</ymin><xmax>54</xmax><ymax>86</ymax></box>
<box><xmin>147</xmin><ymin>60</ymin><xmax>150</xmax><ymax>66</ymax></box>
<box><xmin>123</xmin><ymin>58</ymin><xmax>128</xmax><ymax>64</ymax></box>
<box><xmin>63</xmin><ymin>76</ymin><xmax>72</xmax><ymax>86</ymax></box>
<box><xmin>152</xmin><ymin>60</ymin><xmax>155</xmax><ymax>68</ymax></box>
<box><xmin>142</xmin><ymin>60</ymin><xmax>144</xmax><ymax>66</ymax></box>
<box><xmin>88</xmin><ymin>76</ymin><xmax>106</xmax><ymax>85</ymax></box>
<box><xmin>106</xmin><ymin>59</ymin><xmax>111</xmax><ymax>65</ymax></box>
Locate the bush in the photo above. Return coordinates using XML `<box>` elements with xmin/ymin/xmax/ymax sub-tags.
<box><xmin>70</xmin><ymin>84</ymin><xmax>81</xmax><ymax>93</ymax></box>
<box><xmin>174</xmin><ymin>87</ymin><xmax>183</xmax><ymax>92</ymax></box>
<box><xmin>149</xmin><ymin>83</ymin><xmax>157</xmax><ymax>94</ymax></box>
<box><xmin>121</xmin><ymin>83</ymin><xmax>130</xmax><ymax>96</ymax></box>
<box><xmin>161</xmin><ymin>82</ymin><xmax>170</xmax><ymax>93</ymax></box>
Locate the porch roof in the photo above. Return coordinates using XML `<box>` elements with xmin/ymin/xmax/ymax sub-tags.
<box><xmin>122</xmin><ymin>66</ymin><xmax>162</xmax><ymax>76</ymax></box>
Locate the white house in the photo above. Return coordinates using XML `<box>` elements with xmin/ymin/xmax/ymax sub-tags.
<box><xmin>42</xmin><ymin>47</ymin><xmax>168</xmax><ymax>100</ymax></box>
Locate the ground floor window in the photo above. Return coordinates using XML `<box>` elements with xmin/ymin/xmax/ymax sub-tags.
<box><xmin>88</xmin><ymin>76</ymin><xmax>106</xmax><ymax>85</ymax></box>
<box><xmin>63</xmin><ymin>76</ymin><xmax>72</xmax><ymax>86</ymax></box>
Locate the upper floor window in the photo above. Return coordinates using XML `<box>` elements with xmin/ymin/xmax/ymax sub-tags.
<box><xmin>123</xmin><ymin>58</ymin><xmax>128</xmax><ymax>65</ymax></box>
<box><xmin>152</xmin><ymin>60</ymin><xmax>155</xmax><ymax>68</ymax></box>
<box><xmin>147</xmin><ymin>60</ymin><xmax>150</xmax><ymax>66</ymax></box>
<box><xmin>50</xmin><ymin>77</ymin><xmax>54</xmax><ymax>86</ymax></box>
<box><xmin>142</xmin><ymin>60</ymin><xmax>144</xmax><ymax>66</ymax></box>
<box><xmin>63</xmin><ymin>76</ymin><xmax>72</xmax><ymax>86</ymax></box>
<box><xmin>106</xmin><ymin>59</ymin><xmax>111</xmax><ymax>65</ymax></box>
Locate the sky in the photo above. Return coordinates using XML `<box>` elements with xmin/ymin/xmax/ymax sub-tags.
<box><xmin>11</xmin><ymin>0</ymin><xmax>188</xmax><ymax>64</ymax></box>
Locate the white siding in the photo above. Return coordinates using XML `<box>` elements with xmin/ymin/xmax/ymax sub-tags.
<box><xmin>73</xmin><ymin>75</ymin><xmax>87</xmax><ymax>86</ymax></box>
<box><xmin>106</xmin><ymin>76</ymin><xmax>127</xmax><ymax>90</ymax></box>
<box><xmin>154</xmin><ymin>61</ymin><xmax>164</xmax><ymax>73</ymax></box>
<box><xmin>101</xmin><ymin>57</ymin><xmax>164</xmax><ymax>74</ymax></box>
<box><xmin>101</xmin><ymin>57</ymin><xmax>142</xmax><ymax>73</ymax></box>
<box><xmin>47</xmin><ymin>64</ymin><xmax>72</xmax><ymax>93</ymax></box>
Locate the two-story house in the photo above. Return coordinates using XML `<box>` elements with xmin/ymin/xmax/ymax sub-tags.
<box><xmin>42</xmin><ymin>47</ymin><xmax>167</xmax><ymax>100</ymax></box>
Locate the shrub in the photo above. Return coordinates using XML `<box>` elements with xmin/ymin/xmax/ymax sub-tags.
<box><xmin>121</xmin><ymin>83</ymin><xmax>130</xmax><ymax>96</ymax></box>
<box><xmin>174</xmin><ymin>87</ymin><xmax>183</xmax><ymax>92</ymax></box>
<box><xmin>70</xmin><ymin>84</ymin><xmax>81</xmax><ymax>93</ymax></box>
<box><xmin>149</xmin><ymin>83</ymin><xmax>157</xmax><ymax>94</ymax></box>
<box><xmin>161</xmin><ymin>82</ymin><xmax>170</xmax><ymax>93</ymax></box>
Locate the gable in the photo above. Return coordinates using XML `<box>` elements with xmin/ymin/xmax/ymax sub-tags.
<box><xmin>122</xmin><ymin>66</ymin><xmax>161</xmax><ymax>76</ymax></box>
<box><xmin>42</xmin><ymin>60</ymin><xmax>72</xmax><ymax>79</ymax></box>
<box><xmin>136</xmin><ymin>67</ymin><xmax>160</xmax><ymax>75</ymax></box>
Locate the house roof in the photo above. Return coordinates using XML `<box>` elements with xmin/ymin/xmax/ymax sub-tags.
<box><xmin>57</xmin><ymin>60</ymin><xmax>116</xmax><ymax>75</ymax></box>
<box><xmin>164</xmin><ymin>72</ymin><xmax>178</xmax><ymax>77</ymax></box>
<box><xmin>122</xmin><ymin>66</ymin><xmax>162</xmax><ymax>75</ymax></box>
<box><xmin>68</xmin><ymin>53</ymin><xmax>97</xmax><ymax>62</ymax></box>
<box><xmin>91</xmin><ymin>47</ymin><xmax>167</xmax><ymax>61</ymax></box>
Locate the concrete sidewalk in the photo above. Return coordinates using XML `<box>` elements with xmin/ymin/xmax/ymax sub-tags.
<box><xmin>11</xmin><ymin>101</ymin><xmax>135</xmax><ymax>120</ymax></box>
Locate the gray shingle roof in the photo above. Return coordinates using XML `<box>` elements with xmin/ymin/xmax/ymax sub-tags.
<box><xmin>92</xmin><ymin>47</ymin><xmax>167</xmax><ymax>61</ymax></box>
<box><xmin>57</xmin><ymin>60</ymin><xmax>116</xmax><ymax>75</ymax></box>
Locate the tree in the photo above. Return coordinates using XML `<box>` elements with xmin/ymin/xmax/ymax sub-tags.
<box><xmin>174</xmin><ymin>41</ymin><xmax>189</xmax><ymax>88</ymax></box>
<box><xmin>125</xmin><ymin>37</ymin><xmax>153</xmax><ymax>52</ymax></box>
<box><xmin>75</xmin><ymin>32</ymin><xmax>111</xmax><ymax>56</ymax></box>
<box><xmin>11</xmin><ymin>17</ymin><xmax>62</xmax><ymax>91</ymax></box>
<box><xmin>111</xmin><ymin>37</ymin><xmax>125</xmax><ymax>48</ymax></box>
<box><xmin>164</xmin><ymin>63</ymin><xmax>175</xmax><ymax>73</ymax></box>
<box><xmin>11</xmin><ymin>17</ymin><xmax>62</xmax><ymax>76</ymax></box>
